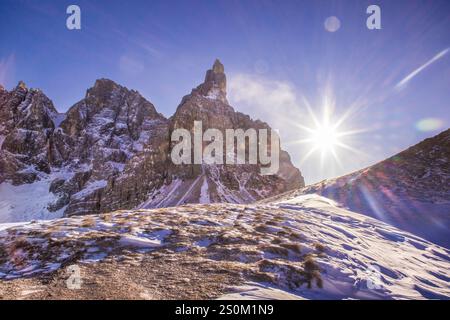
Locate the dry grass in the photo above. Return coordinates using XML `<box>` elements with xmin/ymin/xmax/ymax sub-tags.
<box><xmin>280</xmin><ymin>242</ymin><xmax>302</xmax><ymax>254</ymax></box>
<box><xmin>81</xmin><ymin>217</ymin><xmax>96</xmax><ymax>228</ymax></box>
<box><xmin>263</xmin><ymin>245</ymin><xmax>289</xmax><ymax>257</ymax></box>
<box><xmin>303</xmin><ymin>255</ymin><xmax>323</xmax><ymax>288</ymax></box>
<box><xmin>100</xmin><ymin>213</ymin><xmax>113</xmax><ymax>222</ymax></box>
<box><xmin>313</xmin><ymin>242</ymin><xmax>327</xmax><ymax>253</ymax></box>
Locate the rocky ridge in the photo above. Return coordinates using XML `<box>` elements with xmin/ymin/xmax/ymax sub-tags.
<box><xmin>0</xmin><ymin>60</ymin><xmax>304</xmax><ymax>220</ymax></box>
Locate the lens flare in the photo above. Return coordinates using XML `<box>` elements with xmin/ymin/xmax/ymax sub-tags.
<box><xmin>324</xmin><ymin>16</ymin><xmax>341</xmax><ymax>32</ymax></box>
<box><xmin>415</xmin><ymin>118</ymin><xmax>444</xmax><ymax>132</ymax></box>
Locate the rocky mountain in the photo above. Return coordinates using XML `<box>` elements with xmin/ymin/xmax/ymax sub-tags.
<box><xmin>265</xmin><ymin>129</ymin><xmax>450</xmax><ymax>248</ymax></box>
<box><xmin>0</xmin><ymin>60</ymin><xmax>304</xmax><ymax>221</ymax></box>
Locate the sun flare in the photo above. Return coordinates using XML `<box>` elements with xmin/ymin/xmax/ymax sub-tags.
<box><xmin>310</xmin><ymin>123</ymin><xmax>340</xmax><ymax>153</ymax></box>
<box><xmin>286</xmin><ymin>94</ymin><xmax>368</xmax><ymax>167</ymax></box>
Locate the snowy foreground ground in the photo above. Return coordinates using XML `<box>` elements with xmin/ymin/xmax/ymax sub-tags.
<box><xmin>0</xmin><ymin>194</ymin><xmax>448</xmax><ymax>299</ymax></box>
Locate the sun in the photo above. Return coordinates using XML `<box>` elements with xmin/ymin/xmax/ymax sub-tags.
<box><xmin>301</xmin><ymin>118</ymin><xmax>349</xmax><ymax>166</ymax></box>
<box><xmin>310</xmin><ymin>123</ymin><xmax>340</xmax><ymax>153</ymax></box>
<box><xmin>285</xmin><ymin>94</ymin><xmax>367</xmax><ymax>167</ymax></box>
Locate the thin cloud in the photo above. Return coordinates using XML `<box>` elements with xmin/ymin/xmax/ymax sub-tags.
<box><xmin>0</xmin><ymin>54</ymin><xmax>16</xmax><ymax>88</ymax></box>
<box><xmin>395</xmin><ymin>48</ymin><xmax>449</xmax><ymax>90</ymax></box>
<box><xmin>119</xmin><ymin>55</ymin><xmax>145</xmax><ymax>75</ymax></box>
<box><xmin>228</xmin><ymin>73</ymin><xmax>304</xmax><ymax>156</ymax></box>
<box><xmin>112</xmin><ymin>29</ymin><xmax>163</xmax><ymax>59</ymax></box>
<box><xmin>228</xmin><ymin>73</ymin><xmax>299</xmax><ymax>123</ymax></box>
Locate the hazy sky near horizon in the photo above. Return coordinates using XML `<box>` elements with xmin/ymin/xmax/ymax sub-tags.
<box><xmin>1</xmin><ymin>0</ymin><xmax>449</xmax><ymax>184</ymax></box>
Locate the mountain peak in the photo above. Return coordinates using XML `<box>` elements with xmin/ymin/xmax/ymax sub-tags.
<box><xmin>93</xmin><ymin>78</ymin><xmax>119</xmax><ymax>87</ymax></box>
<box><xmin>196</xmin><ymin>59</ymin><xmax>227</xmax><ymax>103</ymax></box>
<box><xmin>204</xmin><ymin>59</ymin><xmax>226</xmax><ymax>86</ymax></box>
<box><xmin>85</xmin><ymin>78</ymin><xmax>122</xmax><ymax>100</ymax></box>
<box><xmin>212</xmin><ymin>59</ymin><xmax>224</xmax><ymax>74</ymax></box>
<box><xmin>92</xmin><ymin>78</ymin><xmax>120</xmax><ymax>91</ymax></box>
<box><xmin>16</xmin><ymin>80</ymin><xmax>27</xmax><ymax>90</ymax></box>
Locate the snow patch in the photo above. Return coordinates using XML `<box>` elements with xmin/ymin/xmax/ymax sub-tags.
<box><xmin>0</xmin><ymin>180</ymin><xmax>65</xmax><ymax>223</ymax></box>
<box><xmin>119</xmin><ymin>235</ymin><xmax>162</xmax><ymax>248</ymax></box>
<box><xmin>199</xmin><ymin>176</ymin><xmax>210</xmax><ymax>204</ymax></box>
<box><xmin>205</xmin><ymin>87</ymin><xmax>222</xmax><ymax>100</ymax></box>
<box><xmin>72</xmin><ymin>179</ymin><xmax>107</xmax><ymax>199</ymax></box>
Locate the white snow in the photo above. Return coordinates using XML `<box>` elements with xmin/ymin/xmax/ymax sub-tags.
<box><xmin>119</xmin><ymin>229</ymin><xmax>172</xmax><ymax>248</ymax></box>
<box><xmin>176</xmin><ymin>174</ymin><xmax>203</xmax><ymax>206</ymax></box>
<box><xmin>119</xmin><ymin>235</ymin><xmax>162</xmax><ymax>248</ymax></box>
<box><xmin>205</xmin><ymin>88</ymin><xmax>222</xmax><ymax>100</ymax></box>
<box><xmin>0</xmin><ymin>180</ymin><xmax>65</xmax><ymax>223</ymax></box>
<box><xmin>268</xmin><ymin>194</ymin><xmax>450</xmax><ymax>299</ymax></box>
<box><xmin>199</xmin><ymin>176</ymin><xmax>210</xmax><ymax>203</ymax></box>
<box><xmin>195</xmin><ymin>238</ymin><xmax>214</xmax><ymax>248</ymax></box>
<box><xmin>106</xmin><ymin>161</ymin><xmax>126</xmax><ymax>172</ymax></box>
<box><xmin>0</xmin><ymin>168</ymin><xmax>75</xmax><ymax>223</ymax></box>
<box><xmin>0</xmin><ymin>221</ymin><xmax>29</xmax><ymax>231</ymax></box>
<box><xmin>139</xmin><ymin>178</ymin><xmax>182</xmax><ymax>208</ymax></box>
<box><xmin>72</xmin><ymin>179</ymin><xmax>107</xmax><ymax>199</ymax></box>
<box><xmin>217</xmin><ymin>282</ymin><xmax>305</xmax><ymax>300</ymax></box>
<box><xmin>118</xmin><ymin>225</ymin><xmax>172</xmax><ymax>250</ymax></box>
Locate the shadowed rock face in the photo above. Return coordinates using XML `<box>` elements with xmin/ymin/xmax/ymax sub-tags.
<box><xmin>0</xmin><ymin>60</ymin><xmax>304</xmax><ymax>218</ymax></box>
<box><xmin>50</xmin><ymin>79</ymin><xmax>171</xmax><ymax>215</ymax></box>
<box><xmin>0</xmin><ymin>82</ymin><xmax>58</xmax><ymax>184</ymax></box>
<box><xmin>162</xmin><ymin>59</ymin><xmax>304</xmax><ymax>207</ymax></box>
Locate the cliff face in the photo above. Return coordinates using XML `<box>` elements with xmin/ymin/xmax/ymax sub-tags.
<box><xmin>0</xmin><ymin>82</ymin><xmax>58</xmax><ymax>185</ymax></box>
<box><xmin>153</xmin><ymin>59</ymin><xmax>304</xmax><ymax>207</ymax></box>
<box><xmin>0</xmin><ymin>60</ymin><xmax>304</xmax><ymax>219</ymax></box>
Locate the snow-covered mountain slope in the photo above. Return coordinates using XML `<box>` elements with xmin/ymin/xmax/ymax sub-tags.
<box><xmin>138</xmin><ymin>163</ymin><xmax>291</xmax><ymax>209</ymax></box>
<box><xmin>0</xmin><ymin>194</ymin><xmax>448</xmax><ymax>299</ymax></box>
<box><xmin>266</xmin><ymin>129</ymin><xmax>450</xmax><ymax>248</ymax></box>
<box><xmin>0</xmin><ymin>170</ymin><xmax>69</xmax><ymax>223</ymax></box>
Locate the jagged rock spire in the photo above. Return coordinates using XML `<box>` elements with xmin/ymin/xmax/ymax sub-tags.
<box><xmin>204</xmin><ymin>59</ymin><xmax>226</xmax><ymax>90</ymax></box>
<box><xmin>196</xmin><ymin>59</ymin><xmax>227</xmax><ymax>103</ymax></box>
<box><xmin>16</xmin><ymin>80</ymin><xmax>27</xmax><ymax>90</ymax></box>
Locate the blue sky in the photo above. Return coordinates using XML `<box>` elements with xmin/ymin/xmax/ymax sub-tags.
<box><xmin>1</xmin><ymin>0</ymin><xmax>449</xmax><ymax>184</ymax></box>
